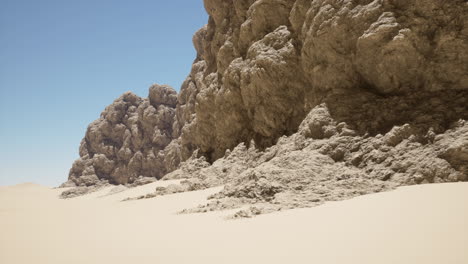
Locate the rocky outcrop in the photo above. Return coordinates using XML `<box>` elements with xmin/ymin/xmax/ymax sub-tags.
<box><xmin>174</xmin><ymin>0</ymin><xmax>468</xmax><ymax>164</ymax></box>
<box><xmin>151</xmin><ymin>105</ymin><xmax>466</xmax><ymax>216</ymax></box>
<box><xmin>65</xmin><ymin>0</ymin><xmax>467</xmax><ymax>211</ymax></box>
<box><xmin>65</xmin><ymin>85</ymin><xmax>177</xmax><ymax>186</ymax></box>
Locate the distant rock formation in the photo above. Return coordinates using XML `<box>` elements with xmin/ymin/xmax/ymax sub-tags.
<box><xmin>64</xmin><ymin>0</ymin><xmax>467</xmax><ymax>214</ymax></box>
<box><xmin>66</xmin><ymin>85</ymin><xmax>177</xmax><ymax>186</ymax></box>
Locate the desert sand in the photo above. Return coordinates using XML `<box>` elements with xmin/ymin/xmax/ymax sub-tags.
<box><xmin>1</xmin><ymin>181</ymin><xmax>467</xmax><ymax>264</ymax></box>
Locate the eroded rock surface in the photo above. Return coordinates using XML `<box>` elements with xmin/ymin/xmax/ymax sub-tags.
<box><xmin>160</xmin><ymin>105</ymin><xmax>468</xmax><ymax>217</ymax></box>
<box><xmin>175</xmin><ymin>0</ymin><xmax>468</xmax><ymax>163</ymax></box>
<box><xmin>64</xmin><ymin>85</ymin><xmax>177</xmax><ymax>187</ymax></box>
<box><xmin>65</xmin><ymin>0</ymin><xmax>467</xmax><ymax>212</ymax></box>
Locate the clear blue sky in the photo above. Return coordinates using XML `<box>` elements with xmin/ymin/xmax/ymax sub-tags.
<box><xmin>0</xmin><ymin>0</ymin><xmax>208</xmax><ymax>186</ymax></box>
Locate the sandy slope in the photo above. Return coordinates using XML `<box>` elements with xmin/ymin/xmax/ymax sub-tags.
<box><xmin>1</xmin><ymin>182</ymin><xmax>467</xmax><ymax>264</ymax></box>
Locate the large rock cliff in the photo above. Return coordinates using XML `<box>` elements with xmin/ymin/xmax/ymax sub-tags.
<box><xmin>176</xmin><ymin>0</ymin><xmax>467</xmax><ymax>160</ymax></box>
<box><xmin>64</xmin><ymin>0</ymin><xmax>468</xmax><ymax>212</ymax></box>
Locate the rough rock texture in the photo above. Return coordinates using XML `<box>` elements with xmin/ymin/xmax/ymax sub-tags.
<box><xmin>174</xmin><ymin>0</ymin><xmax>468</xmax><ymax>163</ymax></box>
<box><xmin>155</xmin><ymin>105</ymin><xmax>467</xmax><ymax>216</ymax></box>
<box><xmin>64</xmin><ymin>85</ymin><xmax>177</xmax><ymax>186</ymax></box>
<box><xmin>65</xmin><ymin>0</ymin><xmax>467</xmax><ymax>210</ymax></box>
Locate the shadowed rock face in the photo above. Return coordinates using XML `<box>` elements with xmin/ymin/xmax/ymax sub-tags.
<box><xmin>65</xmin><ymin>0</ymin><xmax>467</xmax><ymax>190</ymax></box>
<box><xmin>176</xmin><ymin>0</ymin><xmax>468</xmax><ymax>162</ymax></box>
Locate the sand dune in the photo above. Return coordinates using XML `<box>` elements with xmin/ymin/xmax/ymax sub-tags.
<box><xmin>1</xmin><ymin>182</ymin><xmax>467</xmax><ymax>264</ymax></box>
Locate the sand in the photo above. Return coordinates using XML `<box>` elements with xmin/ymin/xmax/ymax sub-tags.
<box><xmin>1</xmin><ymin>181</ymin><xmax>467</xmax><ymax>264</ymax></box>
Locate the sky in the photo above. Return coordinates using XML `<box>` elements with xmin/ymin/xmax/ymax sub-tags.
<box><xmin>0</xmin><ymin>0</ymin><xmax>208</xmax><ymax>186</ymax></box>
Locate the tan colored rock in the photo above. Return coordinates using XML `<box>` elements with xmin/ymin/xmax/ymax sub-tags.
<box><xmin>66</xmin><ymin>86</ymin><xmax>177</xmax><ymax>187</ymax></box>
<box><xmin>173</xmin><ymin>0</ymin><xmax>467</xmax><ymax>163</ymax></box>
<box><xmin>65</xmin><ymin>0</ymin><xmax>467</xmax><ymax>211</ymax></box>
<box><xmin>149</xmin><ymin>84</ymin><xmax>178</xmax><ymax>107</ymax></box>
<box><xmin>166</xmin><ymin>104</ymin><xmax>467</xmax><ymax>215</ymax></box>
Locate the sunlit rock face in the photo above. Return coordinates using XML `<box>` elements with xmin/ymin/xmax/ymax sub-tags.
<box><xmin>67</xmin><ymin>85</ymin><xmax>177</xmax><ymax>185</ymax></box>
<box><xmin>175</xmin><ymin>0</ymin><xmax>468</xmax><ymax>162</ymax></box>
<box><xmin>66</xmin><ymin>0</ymin><xmax>467</xmax><ymax>188</ymax></box>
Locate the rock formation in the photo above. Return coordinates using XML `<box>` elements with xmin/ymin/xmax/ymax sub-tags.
<box><xmin>65</xmin><ymin>85</ymin><xmax>177</xmax><ymax>186</ymax></box>
<box><xmin>175</xmin><ymin>0</ymin><xmax>468</xmax><ymax>162</ymax></box>
<box><xmin>64</xmin><ymin>0</ymin><xmax>468</xmax><ymax>215</ymax></box>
